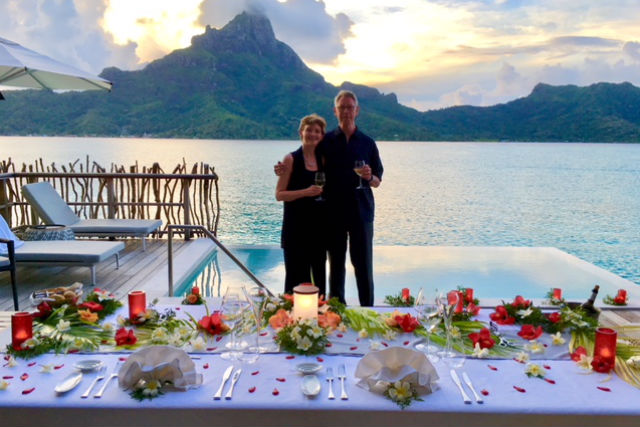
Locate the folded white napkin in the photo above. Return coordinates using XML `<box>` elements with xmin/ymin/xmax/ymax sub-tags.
<box><xmin>354</xmin><ymin>347</ymin><xmax>439</xmax><ymax>395</ymax></box>
<box><xmin>118</xmin><ymin>346</ymin><xmax>202</xmax><ymax>391</ymax></box>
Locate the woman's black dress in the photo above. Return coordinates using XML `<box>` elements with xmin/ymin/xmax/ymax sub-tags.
<box><xmin>281</xmin><ymin>147</ymin><xmax>327</xmax><ymax>296</ymax></box>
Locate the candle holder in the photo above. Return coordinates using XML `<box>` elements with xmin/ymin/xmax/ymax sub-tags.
<box><xmin>292</xmin><ymin>283</ymin><xmax>319</xmax><ymax>321</ymax></box>
<box><xmin>553</xmin><ymin>288</ymin><xmax>562</xmax><ymax>300</ymax></box>
<box><xmin>128</xmin><ymin>290</ymin><xmax>147</xmax><ymax>321</ymax></box>
<box><xmin>617</xmin><ymin>289</ymin><xmax>627</xmax><ymax>300</ymax></box>
<box><xmin>12</xmin><ymin>312</ymin><xmax>33</xmax><ymax>351</ymax></box>
<box><xmin>594</xmin><ymin>327</ymin><xmax>617</xmax><ymax>370</ymax></box>
<box><xmin>465</xmin><ymin>288</ymin><xmax>474</xmax><ymax>303</ymax></box>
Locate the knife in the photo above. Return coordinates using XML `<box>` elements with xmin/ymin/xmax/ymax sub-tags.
<box><xmin>224</xmin><ymin>369</ymin><xmax>242</xmax><ymax>400</ymax></box>
<box><xmin>462</xmin><ymin>372</ymin><xmax>483</xmax><ymax>404</ymax></box>
<box><xmin>213</xmin><ymin>366</ymin><xmax>234</xmax><ymax>400</ymax></box>
<box><xmin>450</xmin><ymin>370</ymin><xmax>471</xmax><ymax>404</ymax></box>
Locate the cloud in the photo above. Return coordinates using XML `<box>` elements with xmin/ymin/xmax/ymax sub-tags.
<box><xmin>0</xmin><ymin>0</ymin><xmax>139</xmax><ymax>76</ymax></box>
<box><xmin>623</xmin><ymin>41</ymin><xmax>640</xmax><ymax>62</ymax></box>
<box><xmin>198</xmin><ymin>0</ymin><xmax>353</xmax><ymax>63</ymax></box>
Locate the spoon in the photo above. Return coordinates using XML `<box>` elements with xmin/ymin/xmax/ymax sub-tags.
<box><xmin>301</xmin><ymin>375</ymin><xmax>321</xmax><ymax>398</ymax></box>
<box><xmin>55</xmin><ymin>372</ymin><xmax>84</xmax><ymax>394</ymax></box>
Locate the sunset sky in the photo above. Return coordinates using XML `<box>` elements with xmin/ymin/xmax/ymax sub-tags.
<box><xmin>2</xmin><ymin>0</ymin><xmax>640</xmax><ymax>111</ymax></box>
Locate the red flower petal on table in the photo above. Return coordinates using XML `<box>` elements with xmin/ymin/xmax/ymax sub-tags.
<box><xmin>513</xmin><ymin>358</ymin><xmax>526</xmax><ymax>364</ymax></box>
<box><xmin>206</xmin><ymin>347</ymin><xmax>217</xmax><ymax>352</ymax></box>
<box><xmin>544</xmin><ymin>378</ymin><xmax>556</xmax><ymax>384</ymax></box>
<box><xmin>276</xmin><ymin>378</ymin><xmax>286</xmax><ymax>382</ymax></box>
<box><xmin>216</xmin><ymin>336</ymin><xmax>223</xmax><ymax>342</ymax></box>
<box><xmin>571</xmin><ymin>346</ymin><xmax>588</xmax><ymax>362</ymax></box>
<box><xmin>285</xmin><ymin>355</ymin><xmax>295</xmax><ymax>360</ymax></box>
<box><xmin>20</xmin><ymin>373</ymin><xmax>28</xmax><ymax>381</ymax></box>
<box><xmin>517</xmin><ymin>324</ymin><xmax>543</xmax><ymax>341</ymax></box>
<box><xmin>543</xmin><ymin>365</ymin><xmax>551</xmax><ymax>370</ymax></box>
<box><xmin>513</xmin><ymin>386</ymin><xmax>526</xmax><ymax>393</ymax></box>
<box><xmin>54</xmin><ymin>364</ymin><xmax>64</xmax><ymax>370</ymax></box>
<box><xmin>260</xmin><ymin>332</ymin><xmax>268</xmax><ymax>336</ymax></box>
<box><xmin>481</xmin><ymin>389</ymin><xmax>489</xmax><ymax>396</ymax></box>
<box><xmin>27</xmin><ymin>362</ymin><xmax>36</xmax><ymax>367</ymax></box>
<box><xmin>251</xmin><ymin>371</ymin><xmax>260</xmax><ymax>376</ymax></box>
<box><xmin>272</xmin><ymin>388</ymin><xmax>279</xmax><ymax>396</ymax></box>
<box><xmin>68</xmin><ymin>349</ymin><xmax>79</xmax><ymax>354</ymax></box>
<box><xmin>488</xmin><ymin>365</ymin><xmax>498</xmax><ymax>371</ymax></box>
<box><xmin>597</xmin><ymin>386</ymin><xmax>611</xmax><ymax>392</ymax></box>
<box><xmin>403</xmin><ymin>341</ymin><xmax>410</xmax><ymax>346</ymax></box>
<box><xmin>350</xmin><ymin>346</ymin><xmax>358</xmax><ymax>351</ymax></box>
<box><xmin>175</xmin><ymin>307</ymin><xmax>181</xmax><ymax>310</ymax></box>
<box><xmin>382</xmin><ymin>342</ymin><xmax>389</xmax><ymax>347</ymax></box>
<box><xmin>356</xmin><ymin>338</ymin><xmax>360</xmax><ymax>342</ymax></box>
<box><xmin>4</xmin><ymin>355</ymin><xmax>11</xmax><ymax>361</ymax></box>
<box><xmin>119</xmin><ymin>357</ymin><xmax>128</xmax><ymax>361</ymax></box>
<box><xmin>325</xmin><ymin>342</ymin><xmax>332</xmax><ymax>347</ymax></box>
<box><xmin>22</xmin><ymin>387</ymin><xmax>35</xmax><ymax>395</ymax></box>
<box><xmin>248</xmin><ymin>387</ymin><xmax>256</xmax><ymax>393</ymax></box>
<box><xmin>203</xmin><ymin>363</ymin><xmax>209</xmax><ymax>369</ymax></box>
<box><xmin>316</xmin><ymin>357</ymin><xmax>324</xmax><ymax>363</ymax></box>
<box><xmin>336</xmin><ymin>334</ymin><xmax>343</xmax><ymax>338</ymax></box>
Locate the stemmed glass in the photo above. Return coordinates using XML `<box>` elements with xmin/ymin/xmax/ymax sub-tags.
<box><xmin>354</xmin><ymin>160</ymin><xmax>366</xmax><ymax>189</ymax></box>
<box><xmin>220</xmin><ymin>285</ymin><xmax>249</xmax><ymax>360</ymax></box>
<box><xmin>436</xmin><ymin>291</ymin><xmax>458</xmax><ymax>360</ymax></box>
<box><xmin>414</xmin><ymin>289</ymin><xmax>441</xmax><ymax>362</ymax></box>
<box><xmin>314</xmin><ymin>172</ymin><xmax>325</xmax><ymax>201</ymax></box>
<box><xmin>242</xmin><ymin>285</ymin><xmax>271</xmax><ymax>357</ymax></box>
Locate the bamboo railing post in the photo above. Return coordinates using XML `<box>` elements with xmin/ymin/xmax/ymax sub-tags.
<box><xmin>26</xmin><ymin>176</ymin><xmax>38</xmax><ymax>225</ymax></box>
<box><xmin>0</xmin><ymin>178</ymin><xmax>9</xmax><ymax>225</ymax></box>
<box><xmin>182</xmin><ymin>178</ymin><xmax>192</xmax><ymax>240</ymax></box>
<box><xmin>106</xmin><ymin>177</ymin><xmax>116</xmax><ymax>219</ymax></box>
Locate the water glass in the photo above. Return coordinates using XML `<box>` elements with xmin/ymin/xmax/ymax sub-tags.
<box><xmin>220</xmin><ymin>285</ymin><xmax>249</xmax><ymax>360</ymax></box>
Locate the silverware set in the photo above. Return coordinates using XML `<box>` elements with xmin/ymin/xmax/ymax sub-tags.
<box><xmin>326</xmin><ymin>364</ymin><xmax>348</xmax><ymax>400</ymax></box>
<box><xmin>213</xmin><ymin>365</ymin><xmax>242</xmax><ymax>400</ymax></box>
<box><xmin>450</xmin><ymin>370</ymin><xmax>483</xmax><ymax>404</ymax></box>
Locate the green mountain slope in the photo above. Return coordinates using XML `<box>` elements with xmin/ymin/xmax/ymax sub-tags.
<box><xmin>0</xmin><ymin>12</ymin><xmax>639</xmax><ymax>142</ymax></box>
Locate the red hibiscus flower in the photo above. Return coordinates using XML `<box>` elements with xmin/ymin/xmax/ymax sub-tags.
<box><xmin>571</xmin><ymin>346</ymin><xmax>588</xmax><ymax>362</ymax></box>
<box><xmin>546</xmin><ymin>312</ymin><xmax>561</xmax><ymax>323</ymax></box>
<box><xmin>468</xmin><ymin>328</ymin><xmax>495</xmax><ymax>349</ymax></box>
<box><xmin>467</xmin><ymin>302</ymin><xmax>480</xmax><ymax>316</ymax></box>
<box><xmin>395</xmin><ymin>313</ymin><xmax>420</xmax><ymax>333</ymax></box>
<box><xmin>283</xmin><ymin>294</ymin><xmax>294</xmax><ymax>303</ymax></box>
<box><xmin>512</xmin><ymin>295</ymin><xmax>531</xmax><ymax>309</ymax></box>
<box><xmin>489</xmin><ymin>306</ymin><xmax>516</xmax><ymax>325</ymax></box>
<box><xmin>614</xmin><ymin>295</ymin><xmax>626</xmax><ymax>305</ymax></box>
<box><xmin>33</xmin><ymin>301</ymin><xmax>53</xmax><ymax>318</ymax></box>
<box><xmin>78</xmin><ymin>301</ymin><xmax>104</xmax><ymax>312</ymax></box>
<box><xmin>517</xmin><ymin>324</ymin><xmax>543</xmax><ymax>341</ymax></box>
<box><xmin>115</xmin><ymin>328</ymin><xmax>137</xmax><ymax>346</ymax></box>
<box><xmin>198</xmin><ymin>312</ymin><xmax>229</xmax><ymax>336</ymax></box>
<box><xmin>591</xmin><ymin>355</ymin><xmax>613</xmax><ymax>373</ymax></box>
<box><xmin>191</xmin><ymin>286</ymin><xmax>200</xmax><ymax>296</ymax></box>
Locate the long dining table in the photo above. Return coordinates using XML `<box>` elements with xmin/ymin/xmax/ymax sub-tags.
<box><xmin>1</xmin><ymin>299</ymin><xmax>639</xmax><ymax>427</ymax></box>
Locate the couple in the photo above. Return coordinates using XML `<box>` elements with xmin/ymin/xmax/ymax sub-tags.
<box><xmin>275</xmin><ymin>90</ymin><xmax>384</xmax><ymax>307</ymax></box>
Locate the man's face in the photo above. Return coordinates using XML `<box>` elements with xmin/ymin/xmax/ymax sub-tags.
<box><xmin>334</xmin><ymin>96</ymin><xmax>359</xmax><ymax>129</ymax></box>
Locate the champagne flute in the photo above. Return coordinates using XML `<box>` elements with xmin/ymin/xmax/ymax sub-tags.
<box><xmin>436</xmin><ymin>291</ymin><xmax>458</xmax><ymax>360</ymax></box>
<box><xmin>242</xmin><ymin>285</ymin><xmax>270</xmax><ymax>356</ymax></box>
<box><xmin>314</xmin><ymin>172</ymin><xmax>325</xmax><ymax>201</ymax></box>
<box><xmin>414</xmin><ymin>290</ymin><xmax>441</xmax><ymax>362</ymax></box>
<box><xmin>354</xmin><ymin>160</ymin><xmax>366</xmax><ymax>189</ymax></box>
<box><xmin>220</xmin><ymin>285</ymin><xmax>249</xmax><ymax>360</ymax></box>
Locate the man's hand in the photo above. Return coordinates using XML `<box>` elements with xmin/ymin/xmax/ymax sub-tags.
<box><xmin>360</xmin><ymin>165</ymin><xmax>372</xmax><ymax>182</ymax></box>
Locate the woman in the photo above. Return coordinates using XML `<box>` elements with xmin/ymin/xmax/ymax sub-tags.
<box><xmin>276</xmin><ymin>114</ymin><xmax>327</xmax><ymax>296</ymax></box>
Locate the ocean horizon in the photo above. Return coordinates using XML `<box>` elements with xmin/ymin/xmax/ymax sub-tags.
<box><xmin>1</xmin><ymin>136</ymin><xmax>639</xmax><ymax>286</ymax></box>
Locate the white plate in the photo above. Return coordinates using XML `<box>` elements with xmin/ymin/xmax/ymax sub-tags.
<box><xmin>73</xmin><ymin>359</ymin><xmax>104</xmax><ymax>372</ymax></box>
<box><xmin>296</xmin><ymin>363</ymin><xmax>322</xmax><ymax>375</ymax></box>
<box><xmin>54</xmin><ymin>372</ymin><xmax>84</xmax><ymax>394</ymax></box>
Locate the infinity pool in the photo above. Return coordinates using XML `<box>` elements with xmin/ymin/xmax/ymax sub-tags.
<box><xmin>176</xmin><ymin>245</ymin><xmax>639</xmax><ymax>307</ymax></box>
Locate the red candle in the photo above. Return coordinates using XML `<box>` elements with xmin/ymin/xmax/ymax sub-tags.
<box><xmin>12</xmin><ymin>312</ymin><xmax>33</xmax><ymax>351</ymax></box>
<box><xmin>401</xmin><ymin>288</ymin><xmax>410</xmax><ymax>301</ymax></box>
<box><xmin>617</xmin><ymin>289</ymin><xmax>627</xmax><ymax>300</ymax></box>
<box><xmin>594</xmin><ymin>327</ymin><xmax>617</xmax><ymax>370</ymax></box>
<box><xmin>128</xmin><ymin>291</ymin><xmax>147</xmax><ymax>321</ymax></box>
<box><xmin>553</xmin><ymin>288</ymin><xmax>562</xmax><ymax>300</ymax></box>
<box><xmin>448</xmin><ymin>290</ymin><xmax>464</xmax><ymax>314</ymax></box>
<box><xmin>465</xmin><ymin>288</ymin><xmax>474</xmax><ymax>303</ymax></box>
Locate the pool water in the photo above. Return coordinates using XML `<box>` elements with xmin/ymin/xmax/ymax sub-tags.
<box><xmin>176</xmin><ymin>245</ymin><xmax>640</xmax><ymax>307</ymax></box>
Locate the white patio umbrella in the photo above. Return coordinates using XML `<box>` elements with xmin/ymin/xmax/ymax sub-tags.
<box><xmin>0</xmin><ymin>36</ymin><xmax>112</xmax><ymax>98</ymax></box>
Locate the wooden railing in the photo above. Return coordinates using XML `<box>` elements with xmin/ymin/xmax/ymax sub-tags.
<box><xmin>0</xmin><ymin>158</ymin><xmax>220</xmax><ymax>236</ymax></box>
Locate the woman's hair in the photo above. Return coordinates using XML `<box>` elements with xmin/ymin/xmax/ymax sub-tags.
<box><xmin>298</xmin><ymin>113</ymin><xmax>327</xmax><ymax>134</ymax></box>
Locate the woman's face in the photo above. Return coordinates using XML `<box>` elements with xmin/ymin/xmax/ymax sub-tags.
<box><xmin>300</xmin><ymin>123</ymin><xmax>324</xmax><ymax>146</ymax></box>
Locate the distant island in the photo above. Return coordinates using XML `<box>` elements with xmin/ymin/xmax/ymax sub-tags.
<box><xmin>1</xmin><ymin>12</ymin><xmax>640</xmax><ymax>142</ymax></box>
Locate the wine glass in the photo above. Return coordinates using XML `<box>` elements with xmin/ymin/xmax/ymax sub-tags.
<box><xmin>354</xmin><ymin>160</ymin><xmax>366</xmax><ymax>189</ymax></box>
<box><xmin>436</xmin><ymin>291</ymin><xmax>458</xmax><ymax>360</ymax></box>
<box><xmin>314</xmin><ymin>172</ymin><xmax>325</xmax><ymax>201</ymax></box>
<box><xmin>414</xmin><ymin>289</ymin><xmax>441</xmax><ymax>362</ymax></box>
<box><xmin>220</xmin><ymin>285</ymin><xmax>249</xmax><ymax>360</ymax></box>
<box><xmin>242</xmin><ymin>285</ymin><xmax>271</xmax><ymax>358</ymax></box>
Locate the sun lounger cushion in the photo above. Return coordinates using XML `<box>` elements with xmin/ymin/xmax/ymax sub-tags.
<box><xmin>12</xmin><ymin>240</ymin><xmax>124</xmax><ymax>263</ymax></box>
<box><xmin>21</xmin><ymin>182</ymin><xmax>80</xmax><ymax>225</ymax></box>
<box><xmin>69</xmin><ymin>219</ymin><xmax>163</xmax><ymax>235</ymax></box>
<box><xmin>0</xmin><ymin>216</ymin><xmax>24</xmax><ymax>254</ymax></box>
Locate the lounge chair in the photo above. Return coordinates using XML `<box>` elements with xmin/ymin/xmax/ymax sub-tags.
<box><xmin>22</xmin><ymin>182</ymin><xmax>162</xmax><ymax>250</ymax></box>
<box><xmin>0</xmin><ymin>216</ymin><xmax>124</xmax><ymax>294</ymax></box>
<box><xmin>0</xmin><ymin>237</ymin><xmax>18</xmax><ymax>310</ymax></box>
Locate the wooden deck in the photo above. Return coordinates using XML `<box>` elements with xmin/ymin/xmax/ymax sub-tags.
<box><xmin>0</xmin><ymin>238</ymin><xmax>200</xmax><ymax>312</ymax></box>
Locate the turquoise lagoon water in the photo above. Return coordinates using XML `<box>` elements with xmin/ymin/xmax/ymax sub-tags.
<box><xmin>2</xmin><ymin>137</ymin><xmax>639</xmax><ymax>289</ymax></box>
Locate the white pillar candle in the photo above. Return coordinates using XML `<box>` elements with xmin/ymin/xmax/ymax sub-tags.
<box><xmin>292</xmin><ymin>283</ymin><xmax>319</xmax><ymax>321</ymax></box>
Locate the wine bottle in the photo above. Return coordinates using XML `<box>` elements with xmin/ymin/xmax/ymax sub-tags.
<box><xmin>580</xmin><ymin>284</ymin><xmax>601</xmax><ymax>318</ymax></box>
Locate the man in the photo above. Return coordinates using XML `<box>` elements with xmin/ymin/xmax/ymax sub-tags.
<box><xmin>318</xmin><ymin>90</ymin><xmax>383</xmax><ymax>306</ymax></box>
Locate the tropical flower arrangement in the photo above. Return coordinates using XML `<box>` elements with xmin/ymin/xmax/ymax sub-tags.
<box><xmin>383</xmin><ymin>288</ymin><xmax>415</xmax><ymax>307</ymax></box>
<box><xmin>120</xmin><ymin>306</ymin><xmax>196</xmax><ymax>349</ymax></box>
<box><xmin>81</xmin><ymin>287</ymin><xmax>123</xmax><ymax>319</ymax></box>
<box><xmin>545</xmin><ymin>288</ymin><xmax>565</xmax><ymax>306</ymax></box>
<box><xmin>274</xmin><ymin>318</ymin><xmax>329</xmax><ymax>355</ymax></box>
<box><xmin>182</xmin><ymin>286</ymin><xmax>204</xmax><ymax>305</ymax></box>
<box><xmin>264</xmin><ymin>293</ymin><xmax>346</xmax><ymax>332</ymax></box>
<box><xmin>603</xmin><ymin>289</ymin><xmax>628</xmax><ymax>306</ymax></box>
<box><xmin>449</xmin><ymin>288</ymin><xmax>481</xmax><ymax>322</ymax></box>
<box><xmin>385</xmin><ymin>311</ymin><xmax>420</xmax><ymax>333</ymax></box>
<box><xmin>383</xmin><ymin>380</ymin><xmax>423</xmax><ymax>409</ymax></box>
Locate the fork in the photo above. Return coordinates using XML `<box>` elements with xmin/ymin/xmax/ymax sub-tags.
<box><xmin>337</xmin><ymin>364</ymin><xmax>348</xmax><ymax>400</ymax></box>
<box><xmin>81</xmin><ymin>375</ymin><xmax>104</xmax><ymax>399</ymax></box>
<box><xmin>94</xmin><ymin>361</ymin><xmax>120</xmax><ymax>398</ymax></box>
<box><xmin>326</xmin><ymin>367</ymin><xmax>335</xmax><ymax>400</ymax></box>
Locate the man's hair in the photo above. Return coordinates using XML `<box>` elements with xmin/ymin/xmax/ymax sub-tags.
<box><xmin>298</xmin><ymin>113</ymin><xmax>327</xmax><ymax>133</ymax></box>
<box><xmin>334</xmin><ymin>89</ymin><xmax>358</xmax><ymax>107</ymax></box>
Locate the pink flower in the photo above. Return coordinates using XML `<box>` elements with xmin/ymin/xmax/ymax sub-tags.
<box><xmin>198</xmin><ymin>312</ymin><xmax>229</xmax><ymax>336</ymax></box>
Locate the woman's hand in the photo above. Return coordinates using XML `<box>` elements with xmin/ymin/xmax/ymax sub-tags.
<box><xmin>274</xmin><ymin>161</ymin><xmax>288</xmax><ymax>176</ymax></box>
<box><xmin>306</xmin><ymin>185</ymin><xmax>323</xmax><ymax>197</ymax></box>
